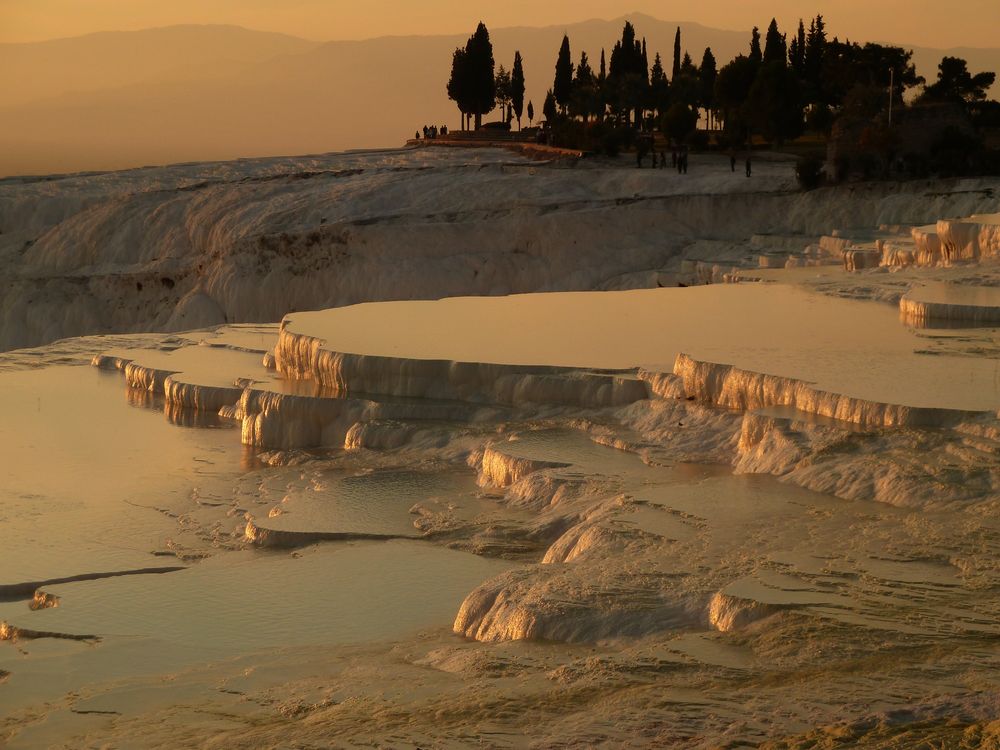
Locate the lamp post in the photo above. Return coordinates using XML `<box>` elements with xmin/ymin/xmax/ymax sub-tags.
<box><xmin>888</xmin><ymin>67</ymin><xmax>894</xmax><ymax>127</ymax></box>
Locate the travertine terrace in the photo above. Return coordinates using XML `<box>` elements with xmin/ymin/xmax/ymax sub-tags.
<box><xmin>3</xmin><ymin>149</ymin><xmax>1000</xmax><ymax>748</ymax></box>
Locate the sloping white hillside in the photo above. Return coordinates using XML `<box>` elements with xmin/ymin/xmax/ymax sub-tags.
<box><xmin>4</xmin><ymin>145</ymin><xmax>1000</xmax><ymax>352</ymax></box>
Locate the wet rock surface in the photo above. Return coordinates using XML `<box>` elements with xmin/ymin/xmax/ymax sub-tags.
<box><xmin>4</xmin><ymin>155</ymin><xmax>1000</xmax><ymax>748</ymax></box>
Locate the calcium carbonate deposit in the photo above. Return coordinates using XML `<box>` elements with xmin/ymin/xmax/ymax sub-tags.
<box><xmin>3</xmin><ymin>147</ymin><xmax>1000</xmax><ymax>748</ymax></box>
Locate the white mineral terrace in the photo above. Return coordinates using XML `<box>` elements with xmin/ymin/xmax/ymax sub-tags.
<box><xmin>276</xmin><ymin>284</ymin><xmax>1000</xmax><ymax>415</ymax></box>
<box><xmin>901</xmin><ymin>282</ymin><xmax>1000</xmax><ymax>325</ymax></box>
<box><xmin>11</xmin><ymin>140</ymin><xmax>1000</xmax><ymax>747</ymax></box>
<box><xmin>92</xmin><ymin>284</ymin><xmax>1000</xmax><ymax>455</ymax></box>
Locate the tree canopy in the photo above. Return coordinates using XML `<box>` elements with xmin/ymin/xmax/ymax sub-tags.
<box><xmin>554</xmin><ymin>35</ymin><xmax>574</xmax><ymax>113</ymax></box>
<box><xmin>441</xmin><ymin>13</ymin><xmax>998</xmax><ymax>173</ymax></box>
<box><xmin>446</xmin><ymin>22</ymin><xmax>496</xmax><ymax>129</ymax></box>
<box><xmin>922</xmin><ymin>57</ymin><xmax>996</xmax><ymax>103</ymax></box>
<box><xmin>511</xmin><ymin>51</ymin><xmax>526</xmax><ymax>128</ymax></box>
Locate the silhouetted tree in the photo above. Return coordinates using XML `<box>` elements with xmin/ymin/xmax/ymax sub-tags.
<box><xmin>609</xmin><ymin>21</ymin><xmax>648</xmax><ymax>127</ymax></box>
<box><xmin>803</xmin><ymin>15</ymin><xmax>827</xmax><ymax>99</ymax></box>
<box><xmin>662</xmin><ymin>102</ymin><xmax>699</xmax><ymax>142</ymax></box>
<box><xmin>451</xmin><ymin>22</ymin><xmax>496</xmax><ymax>130</ymax></box>
<box><xmin>823</xmin><ymin>41</ymin><xmax>923</xmax><ymax>108</ymax></box>
<box><xmin>789</xmin><ymin>20</ymin><xmax>806</xmax><ymax>73</ymax></box>
<box><xmin>671</xmin><ymin>64</ymin><xmax>701</xmax><ymax>111</ymax></box>
<box><xmin>447</xmin><ymin>47</ymin><xmax>472</xmax><ymax>129</ymax></box>
<box><xmin>745</xmin><ymin>61</ymin><xmax>804</xmax><ymax>143</ymax></box>
<box><xmin>700</xmin><ymin>48</ymin><xmax>718</xmax><ymax>128</ymax></box>
<box><xmin>511</xmin><ymin>51</ymin><xmax>526</xmax><ymax>129</ymax></box>
<box><xmin>598</xmin><ymin>48</ymin><xmax>609</xmax><ymax>113</ymax></box>
<box><xmin>672</xmin><ymin>27</ymin><xmax>682</xmax><ymax>80</ymax></box>
<box><xmin>714</xmin><ymin>55</ymin><xmax>757</xmax><ymax>136</ymax></box>
<box><xmin>922</xmin><ymin>57</ymin><xmax>996</xmax><ymax>104</ymax></box>
<box><xmin>495</xmin><ymin>65</ymin><xmax>512</xmax><ymax>123</ymax></box>
<box><xmin>571</xmin><ymin>51</ymin><xmax>600</xmax><ymax>120</ymax></box>
<box><xmin>527</xmin><ymin>100</ymin><xmax>535</xmax><ymax>126</ymax></box>
<box><xmin>749</xmin><ymin>27</ymin><xmax>762</xmax><ymax>66</ymax></box>
<box><xmin>763</xmin><ymin>19</ymin><xmax>787</xmax><ymax>66</ymax></box>
<box><xmin>543</xmin><ymin>89</ymin><xmax>558</xmax><ymax>122</ymax></box>
<box><xmin>554</xmin><ymin>35</ymin><xmax>574</xmax><ymax>114</ymax></box>
<box><xmin>649</xmin><ymin>53</ymin><xmax>670</xmax><ymax>116</ymax></box>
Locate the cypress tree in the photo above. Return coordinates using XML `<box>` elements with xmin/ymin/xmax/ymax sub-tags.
<box><xmin>465</xmin><ymin>22</ymin><xmax>496</xmax><ymax>129</ymax></box>
<box><xmin>609</xmin><ymin>21</ymin><xmax>649</xmax><ymax>126</ymax></box>
<box><xmin>554</xmin><ymin>34</ymin><xmax>574</xmax><ymax>114</ymax></box>
<box><xmin>571</xmin><ymin>51</ymin><xmax>597</xmax><ymax>120</ymax></box>
<box><xmin>700</xmin><ymin>47</ymin><xmax>717</xmax><ymax>128</ymax></box>
<box><xmin>598</xmin><ymin>48</ymin><xmax>608</xmax><ymax>115</ymax></box>
<box><xmin>804</xmin><ymin>15</ymin><xmax>827</xmax><ymax>100</ymax></box>
<box><xmin>790</xmin><ymin>20</ymin><xmax>806</xmax><ymax>72</ymax></box>
<box><xmin>749</xmin><ymin>27</ymin><xmax>762</xmax><ymax>66</ymax></box>
<box><xmin>763</xmin><ymin>19</ymin><xmax>787</xmax><ymax>65</ymax></box>
<box><xmin>527</xmin><ymin>100</ymin><xmax>534</xmax><ymax>126</ymax></box>
<box><xmin>511</xmin><ymin>51</ymin><xmax>526</xmax><ymax>129</ymax></box>
<box><xmin>672</xmin><ymin>27</ymin><xmax>682</xmax><ymax>80</ymax></box>
<box><xmin>649</xmin><ymin>53</ymin><xmax>669</xmax><ymax>116</ymax></box>
<box><xmin>447</xmin><ymin>47</ymin><xmax>476</xmax><ymax>129</ymax></box>
<box><xmin>805</xmin><ymin>17</ymin><xmax>826</xmax><ymax>75</ymax></box>
<box><xmin>495</xmin><ymin>65</ymin><xmax>511</xmax><ymax>122</ymax></box>
<box><xmin>543</xmin><ymin>89</ymin><xmax>558</xmax><ymax>122</ymax></box>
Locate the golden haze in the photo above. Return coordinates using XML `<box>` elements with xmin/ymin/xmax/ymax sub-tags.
<box><xmin>3</xmin><ymin>0</ymin><xmax>999</xmax><ymax>49</ymax></box>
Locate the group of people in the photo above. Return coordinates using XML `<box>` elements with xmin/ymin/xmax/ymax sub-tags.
<box><xmin>636</xmin><ymin>146</ymin><xmax>754</xmax><ymax>177</ymax></box>
<box><xmin>671</xmin><ymin>148</ymin><xmax>689</xmax><ymax>174</ymax></box>
<box><xmin>730</xmin><ymin>154</ymin><xmax>753</xmax><ymax>177</ymax></box>
<box><xmin>416</xmin><ymin>125</ymin><xmax>448</xmax><ymax>140</ymax></box>
<box><xmin>637</xmin><ymin>146</ymin><xmax>689</xmax><ymax>173</ymax></box>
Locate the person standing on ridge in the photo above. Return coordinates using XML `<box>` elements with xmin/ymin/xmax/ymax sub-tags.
<box><xmin>745</xmin><ymin>156</ymin><xmax>752</xmax><ymax>178</ymax></box>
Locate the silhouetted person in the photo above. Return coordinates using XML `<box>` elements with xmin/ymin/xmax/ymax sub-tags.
<box><xmin>659</xmin><ymin>152</ymin><xmax>666</xmax><ymax>169</ymax></box>
<box><xmin>423</xmin><ymin>126</ymin><xmax>429</xmax><ymax>138</ymax></box>
<box><xmin>441</xmin><ymin>125</ymin><xmax>448</xmax><ymax>136</ymax></box>
<box><xmin>671</xmin><ymin>149</ymin><xmax>678</xmax><ymax>168</ymax></box>
<box><xmin>745</xmin><ymin>156</ymin><xmax>752</xmax><ymax>178</ymax></box>
<box><xmin>730</xmin><ymin>155</ymin><xmax>736</xmax><ymax>172</ymax></box>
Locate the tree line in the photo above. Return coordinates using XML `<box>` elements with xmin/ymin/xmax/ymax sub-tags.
<box><xmin>446</xmin><ymin>17</ymin><xmax>998</xmax><ymax>173</ymax></box>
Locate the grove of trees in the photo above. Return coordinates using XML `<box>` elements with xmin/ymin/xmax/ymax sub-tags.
<box><xmin>445</xmin><ymin>17</ymin><xmax>999</xmax><ymax>178</ymax></box>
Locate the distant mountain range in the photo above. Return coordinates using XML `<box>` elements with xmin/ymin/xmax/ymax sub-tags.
<box><xmin>1</xmin><ymin>15</ymin><xmax>998</xmax><ymax>176</ymax></box>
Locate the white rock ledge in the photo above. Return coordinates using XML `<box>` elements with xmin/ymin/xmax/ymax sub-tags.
<box><xmin>274</xmin><ymin>322</ymin><xmax>650</xmax><ymax>409</ymax></box>
<box><xmin>900</xmin><ymin>285</ymin><xmax>1000</xmax><ymax>327</ymax></box>
<box><xmin>674</xmin><ymin>352</ymin><xmax>986</xmax><ymax>428</ymax></box>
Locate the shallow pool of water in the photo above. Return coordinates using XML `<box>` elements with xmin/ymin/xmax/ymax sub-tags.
<box><xmin>284</xmin><ymin>285</ymin><xmax>1000</xmax><ymax>411</ymax></box>
<box><xmin>0</xmin><ymin>366</ymin><xmax>245</xmax><ymax>583</ymax></box>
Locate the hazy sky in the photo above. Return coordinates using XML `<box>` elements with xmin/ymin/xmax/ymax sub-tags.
<box><xmin>3</xmin><ymin>0</ymin><xmax>999</xmax><ymax>49</ymax></box>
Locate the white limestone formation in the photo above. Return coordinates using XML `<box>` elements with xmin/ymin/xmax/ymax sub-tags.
<box><xmin>452</xmin><ymin>567</ymin><xmax>704</xmax><ymax>643</ymax></box>
<box><xmin>707</xmin><ymin>591</ymin><xmax>784</xmax><ymax>632</ymax></box>
<box><xmin>471</xmin><ymin>446</ymin><xmax>571</xmax><ymax>489</ymax></box>
<box><xmin>844</xmin><ymin>246</ymin><xmax>882</xmax><ymax>271</ymax></box>
<box><xmin>6</xmin><ymin>144</ymin><xmax>1000</xmax><ymax>352</ymax></box>
<box><xmin>900</xmin><ymin>283</ymin><xmax>1000</xmax><ymax>326</ymax></box>
<box><xmin>937</xmin><ymin>213</ymin><xmax>1000</xmax><ymax>263</ymax></box>
<box><xmin>275</xmin><ymin>324</ymin><xmax>650</xmax><ymax>410</ymax></box>
<box><xmin>673</xmin><ymin>353</ymin><xmax>983</xmax><ymax>428</ymax></box>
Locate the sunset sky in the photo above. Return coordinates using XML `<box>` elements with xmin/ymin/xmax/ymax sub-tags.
<box><xmin>3</xmin><ymin>0</ymin><xmax>998</xmax><ymax>49</ymax></box>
